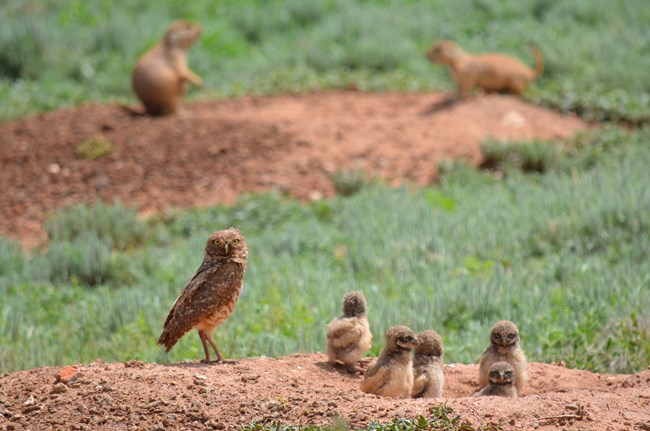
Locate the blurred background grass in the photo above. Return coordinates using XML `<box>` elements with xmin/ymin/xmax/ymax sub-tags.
<box><xmin>1</xmin><ymin>0</ymin><xmax>648</xmax><ymax>374</ymax></box>
<box><xmin>0</xmin><ymin>0</ymin><xmax>649</xmax><ymax>122</ymax></box>
<box><xmin>1</xmin><ymin>127</ymin><xmax>648</xmax><ymax>373</ymax></box>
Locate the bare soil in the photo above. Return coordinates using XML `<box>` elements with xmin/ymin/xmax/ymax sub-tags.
<box><xmin>0</xmin><ymin>92</ymin><xmax>586</xmax><ymax>249</ymax></box>
<box><xmin>3</xmin><ymin>92</ymin><xmax>647</xmax><ymax>430</ymax></box>
<box><xmin>0</xmin><ymin>354</ymin><xmax>648</xmax><ymax>431</ymax></box>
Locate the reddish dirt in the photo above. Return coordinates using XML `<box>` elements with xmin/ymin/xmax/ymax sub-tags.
<box><xmin>0</xmin><ymin>354</ymin><xmax>648</xmax><ymax>431</ymax></box>
<box><xmin>0</xmin><ymin>92</ymin><xmax>586</xmax><ymax>249</ymax></box>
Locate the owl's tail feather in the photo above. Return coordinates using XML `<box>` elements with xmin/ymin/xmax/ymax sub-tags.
<box><xmin>157</xmin><ymin>329</ymin><xmax>176</xmax><ymax>352</ymax></box>
<box><xmin>158</xmin><ymin>322</ymin><xmax>189</xmax><ymax>352</ymax></box>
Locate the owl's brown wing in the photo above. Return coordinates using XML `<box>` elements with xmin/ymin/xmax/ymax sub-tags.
<box><xmin>477</xmin><ymin>346</ymin><xmax>493</xmax><ymax>388</ymax></box>
<box><xmin>158</xmin><ymin>259</ymin><xmax>244</xmax><ymax>351</ymax></box>
<box><xmin>411</xmin><ymin>372</ymin><xmax>429</xmax><ymax>398</ymax></box>
<box><xmin>360</xmin><ymin>358</ymin><xmax>390</xmax><ymax>394</ymax></box>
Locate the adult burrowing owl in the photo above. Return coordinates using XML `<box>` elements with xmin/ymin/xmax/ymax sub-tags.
<box><xmin>158</xmin><ymin>228</ymin><xmax>248</xmax><ymax>363</ymax></box>
<box><xmin>361</xmin><ymin>326</ymin><xmax>418</xmax><ymax>398</ymax></box>
<box><xmin>478</xmin><ymin>320</ymin><xmax>528</xmax><ymax>395</ymax></box>
<box><xmin>326</xmin><ymin>291</ymin><xmax>373</xmax><ymax>373</ymax></box>
<box><xmin>473</xmin><ymin>361</ymin><xmax>517</xmax><ymax>398</ymax></box>
<box><xmin>411</xmin><ymin>329</ymin><xmax>445</xmax><ymax>398</ymax></box>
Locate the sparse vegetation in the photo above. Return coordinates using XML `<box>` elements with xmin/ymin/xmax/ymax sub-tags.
<box><xmin>332</xmin><ymin>169</ymin><xmax>373</xmax><ymax>197</ymax></box>
<box><xmin>479</xmin><ymin>139</ymin><xmax>561</xmax><ymax>174</ymax></box>
<box><xmin>75</xmin><ymin>135</ymin><xmax>115</xmax><ymax>160</ymax></box>
<box><xmin>241</xmin><ymin>405</ymin><xmax>502</xmax><ymax>431</ymax></box>
<box><xmin>45</xmin><ymin>200</ymin><xmax>145</xmax><ymax>251</ymax></box>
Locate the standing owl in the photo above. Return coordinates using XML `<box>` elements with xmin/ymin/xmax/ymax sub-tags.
<box><xmin>158</xmin><ymin>227</ymin><xmax>248</xmax><ymax>363</ymax></box>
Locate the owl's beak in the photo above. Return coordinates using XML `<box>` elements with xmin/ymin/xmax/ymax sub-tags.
<box><xmin>224</xmin><ymin>243</ymin><xmax>229</xmax><ymax>254</ymax></box>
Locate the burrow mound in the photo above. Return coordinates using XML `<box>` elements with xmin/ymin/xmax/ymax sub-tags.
<box><xmin>0</xmin><ymin>92</ymin><xmax>587</xmax><ymax>247</ymax></box>
<box><xmin>1</xmin><ymin>354</ymin><xmax>648</xmax><ymax>431</ymax></box>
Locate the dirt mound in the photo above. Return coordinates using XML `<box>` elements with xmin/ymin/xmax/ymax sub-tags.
<box><xmin>0</xmin><ymin>354</ymin><xmax>648</xmax><ymax>431</ymax></box>
<box><xmin>0</xmin><ymin>92</ymin><xmax>586</xmax><ymax>248</ymax></box>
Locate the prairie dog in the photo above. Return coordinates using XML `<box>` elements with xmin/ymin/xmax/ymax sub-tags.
<box><xmin>326</xmin><ymin>291</ymin><xmax>373</xmax><ymax>373</ymax></box>
<box><xmin>426</xmin><ymin>40</ymin><xmax>543</xmax><ymax>97</ymax></box>
<box><xmin>473</xmin><ymin>361</ymin><xmax>517</xmax><ymax>398</ymax></box>
<box><xmin>478</xmin><ymin>320</ymin><xmax>528</xmax><ymax>395</ymax></box>
<box><xmin>132</xmin><ymin>20</ymin><xmax>203</xmax><ymax>116</ymax></box>
<box><xmin>411</xmin><ymin>329</ymin><xmax>444</xmax><ymax>398</ymax></box>
<box><xmin>361</xmin><ymin>326</ymin><xmax>418</xmax><ymax>398</ymax></box>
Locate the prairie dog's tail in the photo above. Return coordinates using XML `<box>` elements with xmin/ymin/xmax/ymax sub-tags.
<box><xmin>528</xmin><ymin>41</ymin><xmax>544</xmax><ymax>79</ymax></box>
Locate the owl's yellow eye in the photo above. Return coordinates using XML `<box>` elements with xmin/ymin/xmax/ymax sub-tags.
<box><xmin>214</xmin><ymin>239</ymin><xmax>221</xmax><ymax>245</ymax></box>
<box><xmin>231</xmin><ymin>239</ymin><xmax>240</xmax><ymax>244</ymax></box>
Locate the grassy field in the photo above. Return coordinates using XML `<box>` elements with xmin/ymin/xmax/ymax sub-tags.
<box><xmin>1</xmin><ymin>0</ymin><xmax>649</xmax><ymax>122</ymax></box>
<box><xmin>1</xmin><ymin>126</ymin><xmax>649</xmax><ymax>373</ymax></box>
<box><xmin>1</xmin><ymin>0</ymin><xmax>649</xmax><ymax>376</ymax></box>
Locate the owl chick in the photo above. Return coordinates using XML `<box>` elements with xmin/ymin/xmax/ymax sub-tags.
<box><xmin>411</xmin><ymin>329</ymin><xmax>445</xmax><ymax>398</ymax></box>
<box><xmin>361</xmin><ymin>326</ymin><xmax>418</xmax><ymax>398</ymax></box>
<box><xmin>478</xmin><ymin>320</ymin><xmax>528</xmax><ymax>395</ymax></box>
<box><xmin>158</xmin><ymin>228</ymin><xmax>248</xmax><ymax>363</ymax></box>
<box><xmin>326</xmin><ymin>291</ymin><xmax>373</xmax><ymax>373</ymax></box>
<box><xmin>473</xmin><ymin>361</ymin><xmax>517</xmax><ymax>398</ymax></box>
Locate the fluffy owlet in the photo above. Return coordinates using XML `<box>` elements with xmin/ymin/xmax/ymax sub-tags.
<box><xmin>411</xmin><ymin>329</ymin><xmax>445</xmax><ymax>398</ymax></box>
<box><xmin>474</xmin><ymin>361</ymin><xmax>517</xmax><ymax>398</ymax></box>
<box><xmin>158</xmin><ymin>227</ymin><xmax>248</xmax><ymax>363</ymax></box>
<box><xmin>361</xmin><ymin>326</ymin><xmax>418</xmax><ymax>398</ymax></box>
<box><xmin>326</xmin><ymin>291</ymin><xmax>373</xmax><ymax>373</ymax></box>
<box><xmin>478</xmin><ymin>320</ymin><xmax>528</xmax><ymax>395</ymax></box>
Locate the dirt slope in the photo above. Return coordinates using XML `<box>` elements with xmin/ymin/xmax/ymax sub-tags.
<box><xmin>0</xmin><ymin>92</ymin><xmax>586</xmax><ymax>248</ymax></box>
<box><xmin>0</xmin><ymin>354</ymin><xmax>648</xmax><ymax>431</ymax></box>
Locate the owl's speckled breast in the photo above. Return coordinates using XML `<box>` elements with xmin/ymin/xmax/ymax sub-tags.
<box><xmin>203</xmin><ymin>284</ymin><xmax>243</xmax><ymax>329</ymax></box>
<box><xmin>379</xmin><ymin>363</ymin><xmax>414</xmax><ymax>399</ymax></box>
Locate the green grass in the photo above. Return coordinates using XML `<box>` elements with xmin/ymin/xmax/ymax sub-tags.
<box><xmin>1</xmin><ymin>127</ymin><xmax>649</xmax><ymax>374</ymax></box>
<box><xmin>479</xmin><ymin>139</ymin><xmax>562</xmax><ymax>174</ymax></box>
<box><xmin>241</xmin><ymin>405</ymin><xmax>502</xmax><ymax>431</ymax></box>
<box><xmin>0</xmin><ymin>0</ymin><xmax>649</xmax><ymax>122</ymax></box>
<box><xmin>75</xmin><ymin>136</ymin><xmax>115</xmax><ymax>160</ymax></box>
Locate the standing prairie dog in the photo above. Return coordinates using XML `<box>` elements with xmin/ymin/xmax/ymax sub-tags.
<box><xmin>132</xmin><ymin>20</ymin><xmax>203</xmax><ymax>116</ymax></box>
<box><xmin>426</xmin><ymin>40</ymin><xmax>543</xmax><ymax>97</ymax></box>
<box><xmin>478</xmin><ymin>320</ymin><xmax>528</xmax><ymax>395</ymax></box>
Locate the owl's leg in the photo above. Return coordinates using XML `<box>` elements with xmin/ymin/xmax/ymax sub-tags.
<box><xmin>199</xmin><ymin>329</ymin><xmax>237</xmax><ymax>363</ymax></box>
<box><xmin>205</xmin><ymin>334</ymin><xmax>225</xmax><ymax>363</ymax></box>
<box><xmin>198</xmin><ymin>331</ymin><xmax>212</xmax><ymax>363</ymax></box>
